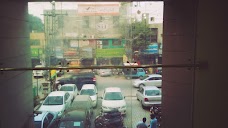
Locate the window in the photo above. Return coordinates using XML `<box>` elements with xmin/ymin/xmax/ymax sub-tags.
<box><xmin>46</xmin><ymin>113</ymin><xmax>54</xmax><ymax>122</ymax></box>
<box><xmin>82</xmin><ymin>16</ymin><xmax>89</xmax><ymax>28</ymax></box>
<box><xmin>43</xmin><ymin>117</ymin><xmax>49</xmax><ymax>128</ymax></box>
<box><xmin>113</xmin><ymin>16</ymin><xmax>119</xmax><ymax>27</ymax></box>
<box><xmin>102</xmin><ymin>40</ymin><xmax>109</xmax><ymax>46</ymax></box>
<box><xmin>150</xmin><ymin>28</ymin><xmax>158</xmax><ymax>42</ymax></box>
<box><xmin>112</xmin><ymin>39</ymin><xmax>121</xmax><ymax>46</ymax></box>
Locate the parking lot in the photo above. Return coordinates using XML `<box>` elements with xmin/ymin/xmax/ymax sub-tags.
<box><xmin>33</xmin><ymin>73</ymin><xmax>153</xmax><ymax>127</ymax></box>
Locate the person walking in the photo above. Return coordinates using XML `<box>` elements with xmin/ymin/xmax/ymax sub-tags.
<box><xmin>149</xmin><ymin>113</ymin><xmax>157</xmax><ymax>128</ymax></box>
<box><xmin>136</xmin><ymin>117</ymin><xmax>148</xmax><ymax>128</ymax></box>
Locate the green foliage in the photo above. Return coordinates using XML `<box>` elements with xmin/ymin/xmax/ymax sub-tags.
<box><xmin>131</xmin><ymin>20</ymin><xmax>152</xmax><ymax>51</ymax></box>
<box><xmin>28</xmin><ymin>14</ymin><xmax>44</xmax><ymax>32</ymax></box>
<box><xmin>119</xmin><ymin>20</ymin><xmax>152</xmax><ymax>52</ymax></box>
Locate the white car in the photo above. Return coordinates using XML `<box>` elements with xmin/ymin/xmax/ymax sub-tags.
<box><xmin>136</xmin><ymin>86</ymin><xmax>162</xmax><ymax>109</ymax></box>
<box><xmin>79</xmin><ymin>84</ymin><xmax>98</xmax><ymax>108</ymax></box>
<box><xmin>99</xmin><ymin>69</ymin><xmax>112</xmax><ymax>77</ymax></box>
<box><xmin>132</xmin><ymin>74</ymin><xmax>162</xmax><ymax>88</ymax></box>
<box><xmin>59</xmin><ymin>84</ymin><xmax>78</xmax><ymax>99</ymax></box>
<box><xmin>39</xmin><ymin>91</ymin><xmax>73</xmax><ymax>117</ymax></box>
<box><xmin>101</xmin><ymin>87</ymin><xmax>127</xmax><ymax>115</ymax></box>
<box><xmin>33</xmin><ymin>65</ymin><xmax>46</xmax><ymax>78</ymax></box>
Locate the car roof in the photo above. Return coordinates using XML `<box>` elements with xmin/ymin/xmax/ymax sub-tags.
<box><xmin>48</xmin><ymin>91</ymin><xmax>67</xmax><ymax>96</ymax></box>
<box><xmin>105</xmin><ymin>87</ymin><xmax>121</xmax><ymax>92</ymax></box>
<box><xmin>141</xmin><ymin>86</ymin><xmax>160</xmax><ymax>90</ymax></box>
<box><xmin>148</xmin><ymin>74</ymin><xmax>162</xmax><ymax>77</ymax></box>
<box><xmin>34</xmin><ymin>111</ymin><xmax>48</xmax><ymax>121</ymax></box>
<box><xmin>81</xmin><ymin>84</ymin><xmax>96</xmax><ymax>89</ymax></box>
<box><xmin>61</xmin><ymin>110</ymin><xmax>86</xmax><ymax>121</ymax></box>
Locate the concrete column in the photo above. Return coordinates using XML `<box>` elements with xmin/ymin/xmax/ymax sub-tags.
<box><xmin>0</xmin><ymin>2</ymin><xmax>33</xmax><ymax>128</ymax></box>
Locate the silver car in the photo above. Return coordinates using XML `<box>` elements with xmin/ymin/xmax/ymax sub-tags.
<box><xmin>136</xmin><ymin>86</ymin><xmax>162</xmax><ymax>109</ymax></box>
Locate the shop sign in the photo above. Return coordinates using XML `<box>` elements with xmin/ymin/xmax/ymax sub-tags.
<box><xmin>96</xmin><ymin>48</ymin><xmax>124</xmax><ymax>58</ymax></box>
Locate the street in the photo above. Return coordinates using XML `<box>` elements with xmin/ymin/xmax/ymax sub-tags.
<box><xmin>33</xmin><ymin>73</ymin><xmax>152</xmax><ymax>128</ymax></box>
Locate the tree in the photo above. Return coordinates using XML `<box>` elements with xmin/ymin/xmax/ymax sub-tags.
<box><xmin>131</xmin><ymin>20</ymin><xmax>152</xmax><ymax>52</ymax></box>
<box><xmin>119</xmin><ymin>19</ymin><xmax>152</xmax><ymax>52</ymax></box>
<box><xmin>28</xmin><ymin>14</ymin><xmax>44</xmax><ymax>32</ymax></box>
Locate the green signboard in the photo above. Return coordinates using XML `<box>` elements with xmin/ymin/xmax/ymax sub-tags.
<box><xmin>31</xmin><ymin>48</ymin><xmax>43</xmax><ymax>57</ymax></box>
<box><xmin>96</xmin><ymin>48</ymin><xmax>125</xmax><ymax>58</ymax></box>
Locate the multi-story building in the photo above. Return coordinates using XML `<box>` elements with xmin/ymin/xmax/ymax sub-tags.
<box><xmin>43</xmin><ymin>3</ymin><xmax>129</xmax><ymax>66</ymax></box>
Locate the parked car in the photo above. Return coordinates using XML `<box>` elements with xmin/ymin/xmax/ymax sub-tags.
<box><xmin>132</xmin><ymin>74</ymin><xmax>162</xmax><ymax>88</ymax></box>
<box><xmin>57</xmin><ymin>109</ymin><xmax>91</xmax><ymax>128</ymax></box>
<box><xmin>55</xmin><ymin>72</ymin><xmax>96</xmax><ymax>90</ymax></box>
<box><xmin>66</xmin><ymin>95</ymin><xmax>94</xmax><ymax>120</ymax></box>
<box><xmin>33</xmin><ymin>65</ymin><xmax>47</xmax><ymax>78</ymax></box>
<box><xmin>136</xmin><ymin>86</ymin><xmax>162</xmax><ymax>109</ymax></box>
<box><xmin>101</xmin><ymin>87</ymin><xmax>127</xmax><ymax>115</ymax></box>
<box><xmin>59</xmin><ymin>84</ymin><xmax>78</xmax><ymax>99</ymax></box>
<box><xmin>79</xmin><ymin>84</ymin><xmax>98</xmax><ymax>108</ymax></box>
<box><xmin>33</xmin><ymin>111</ymin><xmax>59</xmax><ymax>128</ymax></box>
<box><xmin>98</xmin><ymin>69</ymin><xmax>112</xmax><ymax>77</ymax></box>
<box><xmin>123</xmin><ymin>68</ymin><xmax>146</xmax><ymax>79</ymax></box>
<box><xmin>39</xmin><ymin>91</ymin><xmax>74</xmax><ymax>117</ymax></box>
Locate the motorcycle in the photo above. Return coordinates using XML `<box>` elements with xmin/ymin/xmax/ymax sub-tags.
<box><xmin>94</xmin><ymin>110</ymin><xmax>125</xmax><ymax>128</ymax></box>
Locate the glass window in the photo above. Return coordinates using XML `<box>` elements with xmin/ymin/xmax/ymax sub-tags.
<box><xmin>145</xmin><ymin>90</ymin><xmax>161</xmax><ymax>96</ymax></box>
<box><xmin>60</xmin><ymin>86</ymin><xmax>74</xmax><ymax>91</ymax></box>
<box><xmin>102</xmin><ymin>40</ymin><xmax>109</xmax><ymax>46</ymax></box>
<box><xmin>80</xmin><ymin>89</ymin><xmax>96</xmax><ymax>96</ymax></box>
<box><xmin>46</xmin><ymin>113</ymin><xmax>54</xmax><ymax>122</ymax></box>
<box><xmin>104</xmin><ymin>92</ymin><xmax>123</xmax><ymax>100</ymax></box>
<box><xmin>43</xmin><ymin>96</ymin><xmax>63</xmax><ymax>105</ymax></box>
<box><xmin>113</xmin><ymin>39</ymin><xmax>121</xmax><ymax>46</ymax></box>
<box><xmin>43</xmin><ymin>117</ymin><xmax>49</xmax><ymax>128</ymax></box>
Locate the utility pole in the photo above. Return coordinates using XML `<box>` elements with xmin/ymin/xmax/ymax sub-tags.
<box><xmin>42</xmin><ymin>1</ymin><xmax>67</xmax><ymax>67</ymax></box>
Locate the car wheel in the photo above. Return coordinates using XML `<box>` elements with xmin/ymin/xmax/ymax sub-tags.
<box><xmin>139</xmin><ymin>84</ymin><xmax>145</xmax><ymax>88</ymax></box>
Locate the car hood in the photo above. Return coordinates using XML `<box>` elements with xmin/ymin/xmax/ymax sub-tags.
<box><xmin>102</xmin><ymin>100</ymin><xmax>126</xmax><ymax>107</ymax></box>
<box><xmin>39</xmin><ymin>105</ymin><xmax>65</xmax><ymax>112</ymax></box>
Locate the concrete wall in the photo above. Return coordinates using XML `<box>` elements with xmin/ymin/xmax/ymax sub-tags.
<box><xmin>0</xmin><ymin>2</ymin><xmax>33</xmax><ymax>128</ymax></box>
<box><xmin>162</xmin><ymin>0</ymin><xmax>197</xmax><ymax>128</ymax></box>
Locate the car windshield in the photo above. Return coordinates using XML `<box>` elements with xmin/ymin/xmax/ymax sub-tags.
<box><xmin>43</xmin><ymin>96</ymin><xmax>63</xmax><ymax>105</ymax></box>
<box><xmin>80</xmin><ymin>89</ymin><xmax>95</xmax><ymax>96</ymax></box>
<box><xmin>34</xmin><ymin>121</ymin><xmax>41</xmax><ymax>128</ymax></box>
<box><xmin>145</xmin><ymin>90</ymin><xmax>161</xmax><ymax>96</ymax></box>
<box><xmin>139</xmin><ymin>75</ymin><xmax>149</xmax><ymax>80</ymax></box>
<box><xmin>104</xmin><ymin>92</ymin><xmax>123</xmax><ymax>100</ymax></box>
<box><xmin>59</xmin><ymin>121</ymin><xmax>84</xmax><ymax>128</ymax></box>
<box><xmin>60</xmin><ymin>86</ymin><xmax>74</xmax><ymax>91</ymax></box>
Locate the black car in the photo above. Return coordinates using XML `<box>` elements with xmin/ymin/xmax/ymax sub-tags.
<box><xmin>57</xmin><ymin>110</ymin><xmax>91</xmax><ymax>128</ymax></box>
<box><xmin>55</xmin><ymin>72</ymin><xmax>96</xmax><ymax>90</ymax></box>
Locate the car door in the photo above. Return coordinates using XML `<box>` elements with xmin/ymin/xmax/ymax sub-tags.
<box><xmin>151</xmin><ymin>77</ymin><xmax>162</xmax><ymax>87</ymax></box>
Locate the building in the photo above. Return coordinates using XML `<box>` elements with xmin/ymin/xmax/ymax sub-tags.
<box><xmin>0</xmin><ymin>1</ymin><xmax>227</xmax><ymax>128</ymax></box>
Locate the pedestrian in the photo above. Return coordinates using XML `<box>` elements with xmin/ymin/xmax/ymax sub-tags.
<box><xmin>136</xmin><ymin>117</ymin><xmax>148</xmax><ymax>128</ymax></box>
<box><xmin>149</xmin><ymin>113</ymin><xmax>157</xmax><ymax>128</ymax></box>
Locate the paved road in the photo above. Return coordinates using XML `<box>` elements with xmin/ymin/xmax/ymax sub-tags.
<box><xmin>33</xmin><ymin>73</ymin><xmax>152</xmax><ymax>128</ymax></box>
